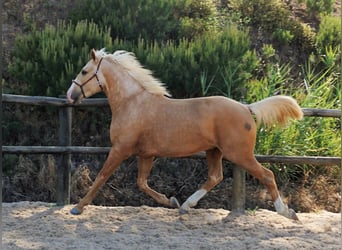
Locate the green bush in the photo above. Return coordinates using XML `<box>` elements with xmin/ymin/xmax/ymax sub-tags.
<box><xmin>125</xmin><ymin>24</ymin><xmax>258</xmax><ymax>98</ymax></box>
<box><xmin>230</xmin><ymin>0</ymin><xmax>290</xmax><ymax>31</ymax></box>
<box><xmin>303</xmin><ymin>0</ymin><xmax>334</xmax><ymax>16</ymax></box>
<box><xmin>70</xmin><ymin>0</ymin><xmax>221</xmax><ymax>42</ymax></box>
<box><xmin>245</xmin><ymin>59</ymin><xmax>341</xmax><ymax>182</ymax></box>
<box><xmin>8</xmin><ymin>20</ymin><xmax>113</xmax><ymax>96</ymax></box>
<box><xmin>178</xmin><ymin>0</ymin><xmax>219</xmax><ymax>39</ymax></box>
<box><xmin>70</xmin><ymin>0</ymin><xmax>218</xmax><ymax>42</ymax></box>
<box><xmin>71</xmin><ymin>0</ymin><xmax>185</xmax><ymax>42</ymax></box>
<box><xmin>271</xmin><ymin>28</ymin><xmax>294</xmax><ymax>46</ymax></box>
<box><xmin>8</xmin><ymin>10</ymin><xmax>255</xmax><ymax>98</ymax></box>
<box><xmin>291</xmin><ymin>22</ymin><xmax>316</xmax><ymax>52</ymax></box>
<box><xmin>231</xmin><ymin>0</ymin><xmax>316</xmax><ymax>52</ymax></box>
<box><xmin>316</xmin><ymin>15</ymin><xmax>341</xmax><ymax>52</ymax></box>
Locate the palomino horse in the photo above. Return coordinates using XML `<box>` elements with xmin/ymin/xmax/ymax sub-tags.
<box><xmin>67</xmin><ymin>49</ymin><xmax>303</xmax><ymax>220</ymax></box>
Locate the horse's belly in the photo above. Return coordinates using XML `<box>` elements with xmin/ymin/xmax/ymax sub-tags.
<box><xmin>137</xmin><ymin>132</ymin><xmax>215</xmax><ymax>158</ymax></box>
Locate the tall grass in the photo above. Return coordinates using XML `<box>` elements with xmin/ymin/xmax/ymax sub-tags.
<box><xmin>245</xmin><ymin>60</ymin><xmax>341</xmax><ymax>182</ymax></box>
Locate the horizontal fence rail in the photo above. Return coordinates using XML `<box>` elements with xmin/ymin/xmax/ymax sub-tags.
<box><xmin>2</xmin><ymin>146</ymin><xmax>340</xmax><ymax>166</ymax></box>
<box><xmin>2</xmin><ymin>94</ymin><xmax>341</xmax><ymax>117</ymax></box>
<box><xmin>1</xmin><ymin>94</ymin><xmax>108</xmax><ymax>107</ymax></box>
<box><xmin>2</xmin><ymin>94</ymin><xmax>341</xmax><ymax>211</ymax></box>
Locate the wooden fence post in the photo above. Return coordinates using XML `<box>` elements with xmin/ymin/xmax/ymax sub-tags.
<box><xmin>232</xmin><ymin>166</ymin><xmax>246</xmax><ymax>214</ymax></box>
<box><xmin>56</xmin><ymin>105</ymin><xmax>72</xmax><ymax>205</ymax></box>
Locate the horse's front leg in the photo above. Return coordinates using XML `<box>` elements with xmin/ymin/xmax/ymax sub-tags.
<box><xmin>180</xmin><ymin>148</ymin><xmax>223</xmax><ymax>214</ymax></box>
<box><xmin>137</xmin><ymin>157</ymin><xmax>180</xmax><ymax>208</ymax></box>
<box><xmin>70</xmin><ymin>148</ymin><xmax>126</xmax><ymax>215</ymax></box>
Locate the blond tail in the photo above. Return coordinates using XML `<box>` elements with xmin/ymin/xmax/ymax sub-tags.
<box><xmin>248</xmin><ymin>95</ymin><xmax>303</xmax><ymax>128</ymax></box>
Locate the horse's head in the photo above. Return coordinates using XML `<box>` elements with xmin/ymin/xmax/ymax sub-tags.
<box><xmin>67</xmin><ymin>49</ymin><xmax>105</xmax><ymax>104</ymax></box>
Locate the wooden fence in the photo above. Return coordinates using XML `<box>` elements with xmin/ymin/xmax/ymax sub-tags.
<box><xmin>2</xmin><ymin>94</ymin><xmax>341</xmax><ymax>212</ymax></box>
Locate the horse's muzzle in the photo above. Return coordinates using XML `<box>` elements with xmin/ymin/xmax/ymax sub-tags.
<box><xmin>66</xmin><ymin>85</ymin><xmax>83</xmax><ymax>104</ymax></box>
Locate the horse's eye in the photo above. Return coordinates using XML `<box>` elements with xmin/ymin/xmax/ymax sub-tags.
<box><xmin>81</xmin><ymin>70</ymin><xmax>87</xmax><ymax>75</ymax></box>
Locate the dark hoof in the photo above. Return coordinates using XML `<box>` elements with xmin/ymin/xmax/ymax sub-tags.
<box><xmin>179</xmin><ymin>208</ymin><xmax>189</xmax><ymax>215</ymax></box>
<box><xmin>288</xmin><ymin>209</ymin><xmax>299</xmax><ymax>221</ymax></box>
<box><xmin>70</xmin><ymin>207</ymin><xmax>82</xmax><ymax>215</ymax></box>
<box><xmin>170</xmin><ymin>197</ymin><xmax>180</xmax><ymax>208</ymax></box>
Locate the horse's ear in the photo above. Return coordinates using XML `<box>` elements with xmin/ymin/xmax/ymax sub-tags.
<box><xmin>90</xmin><ymin>49</ymin><xmax>96</xmax><ymax>61</ymax></box>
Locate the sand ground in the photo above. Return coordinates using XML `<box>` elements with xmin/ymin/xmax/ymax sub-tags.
<box><xmin>2</xmin><ymin>201</ymin><xmax>341</xmax><ymax>250</ymax></box>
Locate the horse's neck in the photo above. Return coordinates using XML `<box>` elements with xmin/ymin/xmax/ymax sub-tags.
<box><xmin>104</xmin><ymin>69</ymin><xmax>145</xmax><ymax>111</ymax></box>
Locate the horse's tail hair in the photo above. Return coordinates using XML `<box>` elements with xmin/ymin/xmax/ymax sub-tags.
<box><xmin>248</xmin><ymin>95</ymin><xmax>303</xmax><ymax>128</ymax></box>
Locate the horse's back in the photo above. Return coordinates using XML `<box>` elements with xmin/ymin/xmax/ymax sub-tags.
<box><xmin>163</xmin><ymin>96</ymin><xmax>252</xmax><ymax>125</ymax></box>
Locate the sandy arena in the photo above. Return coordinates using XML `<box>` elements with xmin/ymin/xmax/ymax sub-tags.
<box><xmin>2</xmin><ymin>201</ymin><xmax>341</xmax><ymax>249</ymax></box>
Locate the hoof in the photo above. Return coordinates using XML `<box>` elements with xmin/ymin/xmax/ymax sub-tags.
<box><xmin>170</xmin><ymin>197</ymin><xmax>180</xmax><ymax>208</ymax></box>
<box><xmin>288</xmin><ymin>208</ymin><xmax>299</xmax><ymax>221</ymax></box>
<box><xmin>179</xmin><ymin>208</ymin><xmax>189</xmax><ymax>215</ymax></box>
<box><xmin>279</xmin><ymin>208</ymin><xmax>299</xmax><ymax>221</ymax></box>
<box><xmin>70</xmin><ymin>207</ymin><xmax>82</xmax><ymax>215</ymax></box>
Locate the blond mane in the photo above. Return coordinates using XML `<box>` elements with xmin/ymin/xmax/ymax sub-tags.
<box><xmin>101</xmin><ymin>50</ymin><xmax>171</xmax><ymax>97</ymax></box>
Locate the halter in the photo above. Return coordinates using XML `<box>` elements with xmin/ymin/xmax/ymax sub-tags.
<box><xmin>72</xmin><ymin>57</ymin><xmax>104</xmax><ymax>98</ymax></box>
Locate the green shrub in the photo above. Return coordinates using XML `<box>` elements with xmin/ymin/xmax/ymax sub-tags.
<box><xmin>245</xmin><ymin>59</ymin><xmax>341</xmax><ymax>182</ymax></box>
<box><xmin>7</xmin><ymin>15</ymin><xmax>255</xmax><ymax>98</ymax></box>
<box><xmin>318</xmin><ymin>45</ymin><xmax>340</xmax><ymax>69</ymax></box>
<box><xmin>316</xmin><ymin>15</ymin><xmax>341</xmax><ymax>52</ymax></box>
<box><xmin>178</xmin><ymin>0</ymin><xmax>219</xmax><ymax>39</ymax></box>
<box><xmin>8</xmin><ymin>20</ymin><xmax>113</xmax><ymax>96</ymax></box>
<box><xmin>303</xmin><ymin>0</ymin><xmax>334</xmax><ymax>16</ymax></box>
<box><xmin>126</xmin><ymin>24</ymin><xmax>258</xmax><ymax>98</ymax></box>
<box><xmin>70</xmin><ymin>0</ymin><xmax>218</xmax><ymax>42</ymax></box>
<box><xmin>271</xmin><ymin>28</ymin><xmax>294</xmax><ymax>46</ymax></box>
<box><xmin>108</xmin><ymin>24</ymin><xmax>257</xmax><ymax>98</ymax></box>
<box><xmin>230</xmin><ymin>0</ymin><xmax>290</xmax><ymax>31</ymax></box>
<box><xmin>291</xmin><ymin>22</ymin><xmax>316</xmax><ymax>52</ymax></box>
<box><xmin>231</xmin><ymin>0</ymin><xmax>316</xmax><ymax>52</ymax></box>
<box><xmin>261</xmin><ymin>44</ymin><xmax>276</xmax><ymax>60</ymax></box>
<box><xmin>71</xmin><ymin>0</ymin><xmax>185</xmax><ymax>42</ymax></box>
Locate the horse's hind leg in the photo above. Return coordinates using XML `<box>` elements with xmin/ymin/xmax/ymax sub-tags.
<box><xmin>137</xmin><ymin>157</ymin><xmax>180</xmax><ymax>208</ymax></box>
<box><xmin>230</xmin><ymin>155</ymin><xmax>298</xmax><ymax>220</ymax></box>
<box><xmin>180</xmin><ymin>148</ymin><xmax>223</xmax><ymax>214</ymax></box>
